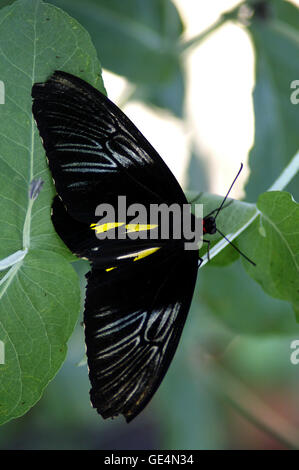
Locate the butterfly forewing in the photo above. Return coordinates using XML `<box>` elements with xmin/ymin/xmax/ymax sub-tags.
<box><xmin>32</xmin><ymin>71</ymin><xmax>187</xmax><ymax>223</ymax></box>
<box><xmin>32</xmin><ymin>71</ymin><xmax>199</xmax><ymax>421</ymax></box>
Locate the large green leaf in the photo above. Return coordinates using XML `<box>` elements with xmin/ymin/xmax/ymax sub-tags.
<box><xmin>189</xmin><ymin>189</ymin><xmax>299</xmax><ymax>320</ymax></box>
<box><xmin>0</xmin><ymin>0</ymin><xmax>104</xmax><ymax>425</ymax></box>
<box><xmin>131</xmin><ymin>64</ymin><xmax>185</xmax><ymax>118</ymax></box>
<box><xmin>246</xmin><ymin>0</ymin><xmax>299</xmax><ymax>201</ymax></box>
<box><xmin>46</xmin><ymin>0</ymin><xmax>185</xmax><ymax>116</ymax></box>
<box><xmin>239</xmin><ymin>191</ymin><xmax>299</xmax><ymax>316</ymax></box>
<box><xmin>47</xmin><ymin>0</ymin><xmax>183</xmax><ymax>85</ymax></box>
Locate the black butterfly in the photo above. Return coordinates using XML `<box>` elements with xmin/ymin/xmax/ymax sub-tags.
<box><xmin>31</xmin><ymin>71</ymin><xmax>239</xmax><ymax>422</ymax></box>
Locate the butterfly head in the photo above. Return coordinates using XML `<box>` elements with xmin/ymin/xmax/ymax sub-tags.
<box><xmin>203</xmin><ymin>216</ymin><xmax>216</xmax><ymax>235</ymax></box>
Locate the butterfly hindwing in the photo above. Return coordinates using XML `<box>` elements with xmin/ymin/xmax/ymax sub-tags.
<box><xmin>84</xmin><ymin>247</ymin><xmax>198</xmax><ymax>422</ymax></box>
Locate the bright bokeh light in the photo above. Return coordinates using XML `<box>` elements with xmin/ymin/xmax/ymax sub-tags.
<box><xmin>102</xmin><ymin>0</ymin><xmax>299</xmax><ymax>199</ymax></box>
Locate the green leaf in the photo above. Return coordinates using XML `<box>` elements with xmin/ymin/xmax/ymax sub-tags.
<box><xmin>131</xmin><ymin>64</ymin><xmax>185</xmax><ymax>117</ymax></box>
<box><xmin>0</xmin><ymin>250</ymin><xmax>80</xmax><ymax>424</ymax></box>
<box><xmin>246</xmin><ymin>0</ymin><xmax>299</xmax><ymax>201</ymax></box>
<box><xmin>0</xmin><ymin>0</ymin><xmax>104</xmax><ymax>425</ymax></box>
<box><xmin>239</xmin><ymin>191</ymin><xmax>299</xmax><ymax>315</ymax></box>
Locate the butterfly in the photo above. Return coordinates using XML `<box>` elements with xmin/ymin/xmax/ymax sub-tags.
<box><xmin>32</xmin><ymin>71</ymin><xmax>243</xmax><ymax>422</ymax></box>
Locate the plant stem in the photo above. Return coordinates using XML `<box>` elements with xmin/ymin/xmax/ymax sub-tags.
<box><xmin>200</xmin><ymin>150</ymin><xmax>299</xmax><ymax>266</ymax></box>
<box><xmin>179</xmin><ymin>15</ymin><xmax>227</xmax><ymax>53</ymax></box>
<box><xmin>0</xmin><ymin>249</ymin><xmax>28</xmax><ymax>271</ymax></box>
<box><xmin>179</xmin><ymin>1</ymin><xmax>246</xmax><ymax>53</ymax></box>
<box><xmin>267</xmin><ymin>150</ymin><xmax>299</xmax><ymax>191</ymax></box>
<box><xmin>22</xmin><ymin>196</ymin><xmax>34</xmax><ymax>250</ymax></box>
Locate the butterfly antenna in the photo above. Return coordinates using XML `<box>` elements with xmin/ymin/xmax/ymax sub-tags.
<box><xmin>216</xmin><ymin>227</ymin><xmax>256</xmax><ymax>266</ymax></box>
<box><xmin>203</xmin><ymin>164</ymin><xmax>255</xmax><ymax>266</ymax></box>
<box><xmin>214</xmin><ymin>163</ymin><xmax>243</xmax><ymax>219</ymax></box>
<box><xmin>191</xmin><ymin>164</ymin><xmax>243</xmax><ymax>212</ymax></box>
<box><xmin>204</xmin><ymin>163</ymin><xmax>243</xmax><ymax>220</ymax></box>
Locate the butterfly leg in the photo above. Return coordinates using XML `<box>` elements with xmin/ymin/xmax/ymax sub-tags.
<box><xmin>202</xmin><ymin>239</ymin><xmax>211</xmax><ymax>262</ymax></box>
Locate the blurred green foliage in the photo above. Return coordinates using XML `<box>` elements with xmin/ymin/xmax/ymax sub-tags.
<box><xmin>49</xmin><ymin>0</ymin><xmax>186</xmax><ymax>116</ymax></box>
<box><xmin>0</xmin><ymin>0</ymin><xmax>299</xmax><ymax>450</ymax></box>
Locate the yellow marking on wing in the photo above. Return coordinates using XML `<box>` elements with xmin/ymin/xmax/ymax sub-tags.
<box><xmin>125</xmin><ymin>223</ymin><xmax>158</xmax><ymax>233</ymax></box>
<box><xmin>90</xmin><ymin>222</ymin><xmax>124</xmax><ymax>234</ymax></box>
<box><xmin>106</xmin><ymin>267</ymin><xmax>117</xmax><ymax>272</ymax></box>
<box><xmin>133</xmin><ymin>247</ymin><xmax>160</xmax><ymax>261</ymax></box>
